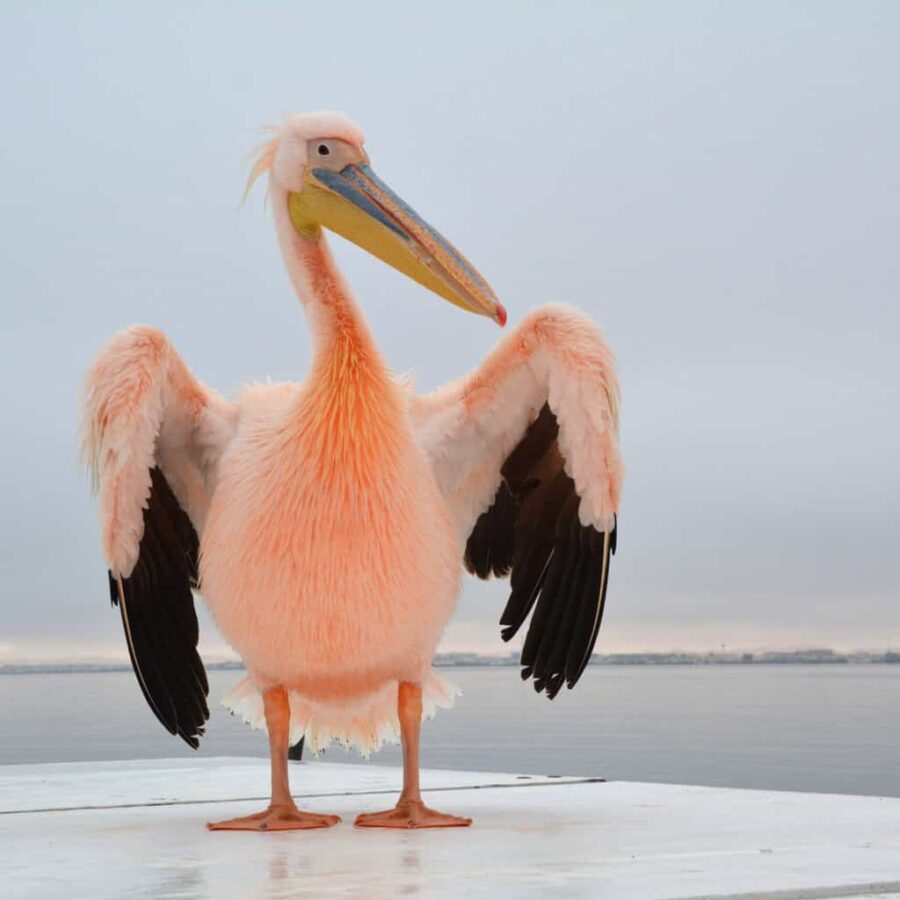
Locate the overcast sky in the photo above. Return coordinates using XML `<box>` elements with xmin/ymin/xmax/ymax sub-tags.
<box><xmin>1</xmin><ymin>1</ymin><xmax>898</xmax><ymax>662</ymax></box>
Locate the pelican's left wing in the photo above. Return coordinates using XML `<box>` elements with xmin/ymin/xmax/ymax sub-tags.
<box><xmin>411</xmin><ymin>305</ymin><xmax>623</xmax><ymax>698</ymax></box>
<box><xmin>82</xmin><ymin>326</ymin><xmax>237</xmax><ymax>747</ymax></box>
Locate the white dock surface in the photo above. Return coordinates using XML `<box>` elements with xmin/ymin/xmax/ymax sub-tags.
<box><xmin>2</xmin><ymin>757</ymin><xmax>899</xmax><ymax>899</ymax></box>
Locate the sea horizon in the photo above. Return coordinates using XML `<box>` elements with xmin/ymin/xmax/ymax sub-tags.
<box><xmin>2</xmin><ymin>645</ymin><xmax>899</xmax><ymax>675</ymax></box>
<box><xmin>4</xmin><ymin>664</ymin><xmax>899</xmax><ymax>800</ymax></box>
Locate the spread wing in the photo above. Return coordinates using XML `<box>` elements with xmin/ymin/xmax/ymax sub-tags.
<box><xmin>82</xmin><ymin>326</ymin><xmax>236</xmax><ymax>747</ymax></box>
<box><xmin>412</xmin><ymin>305</ymin><xmax>623</xmax><ymax>698</ymax></box>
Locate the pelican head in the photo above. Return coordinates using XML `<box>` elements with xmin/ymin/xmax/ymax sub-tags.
<box><xmin>254</xmin><ymin>112</ymin><xmax>506</xmax><ymax>326</ymax></box>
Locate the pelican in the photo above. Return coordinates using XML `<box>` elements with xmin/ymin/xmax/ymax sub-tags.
<box><xmin>82</xmin><ymin>112</ymin><xmax>623</xmax><ymax>830</ymax></box>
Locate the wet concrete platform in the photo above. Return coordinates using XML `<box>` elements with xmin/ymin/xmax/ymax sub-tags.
<box><xmin>2</xmin><ymin>757</ymin><xmax>899</xmax><ymax>898</ymax></box>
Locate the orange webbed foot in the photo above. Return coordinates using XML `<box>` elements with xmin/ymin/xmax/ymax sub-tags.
<box><xmin>354</xmin><ymin>799</ymin><xmax>472</xmax><ymax>829</ymax></box>
<box><xmin>207</xmin><ymin>803</ymin><xmax>341</xmax><ymax>832</ymax></box>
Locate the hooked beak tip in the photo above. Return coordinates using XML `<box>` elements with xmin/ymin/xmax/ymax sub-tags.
<box><xmin>495</xmin><ymin>303</ymin><xmax>508</xmax><ymax>327</ymax></box>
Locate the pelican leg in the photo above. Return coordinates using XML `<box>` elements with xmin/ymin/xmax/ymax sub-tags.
<box><xmin>355</xmin><ymin>681</ymin><xmax>472</xmax><ymax>829</ymax></box>
<box><xmin>207</xmin><ymin>687</ymin><xmax>340</xmax><ymax>831</ymax></box>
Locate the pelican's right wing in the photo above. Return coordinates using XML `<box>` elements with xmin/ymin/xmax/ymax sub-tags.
<box><xmin>82</xmin><ymin>326</ymin><xmax>237</xmax><ymax>747</ymax></box>
<box><xmin>412</xmin><ymin>304</ymin><xmax>623</xmax><ymax>696</ymax></box>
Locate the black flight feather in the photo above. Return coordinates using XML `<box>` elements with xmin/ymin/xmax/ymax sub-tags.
<box><xmin>464</xmin><ymin>404</ymin><xmax>618</xmax><ymax>698</ymax></box>
<box><xmin>108</xmin><ymin>467</ymin><xmax>209</xmax><ymax>748</ymax></box>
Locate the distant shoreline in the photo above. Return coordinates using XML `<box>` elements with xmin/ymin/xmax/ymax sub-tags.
<box><xmin>2</xmin><ymin>648</ymin><xmax>898</xmax><ymax>676</ymax></box>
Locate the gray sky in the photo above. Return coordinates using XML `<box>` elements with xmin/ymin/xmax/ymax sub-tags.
<box><xmin>1</xmin><ymin>1</ymin><xmax>898</xmax><ymax>662</ymax></box>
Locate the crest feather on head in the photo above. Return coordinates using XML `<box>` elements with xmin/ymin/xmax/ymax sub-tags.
<box><xmin>243</xmin><ymin>127</ymin><xmax>280</xmax><ymax>205</ymax></box>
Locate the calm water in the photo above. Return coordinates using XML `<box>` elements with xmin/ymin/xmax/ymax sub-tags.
<box><xmin>2</xmin><ymin>665</ymin><xmax>898</xmax><ymax>798</ymax></box>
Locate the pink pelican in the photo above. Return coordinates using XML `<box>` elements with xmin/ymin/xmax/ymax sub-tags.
<box><xmin>82</xmin><ymin>112</ymin><xmax>623</xmax><ymax>830</ymax></box>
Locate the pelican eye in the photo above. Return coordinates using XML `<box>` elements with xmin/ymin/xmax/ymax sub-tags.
<box><xmin>317</xmin><ymin>144</ymin><xmax>330</xmax><ymax>157</ymax></box>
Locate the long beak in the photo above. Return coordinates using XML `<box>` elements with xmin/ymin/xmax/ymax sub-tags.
<box><xmin>288</xmin><ymin>164</ymin><xmax>506</xmax><ymax>325</ymax></box>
